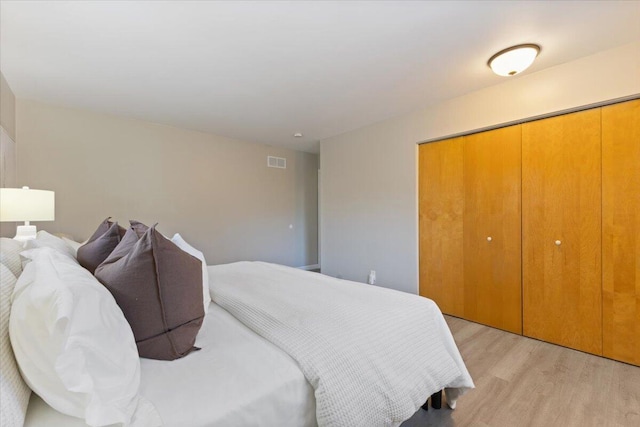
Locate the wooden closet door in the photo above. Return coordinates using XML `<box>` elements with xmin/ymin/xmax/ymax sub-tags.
<box><xmin>602</xmin><ymin>99</ymin><xmax>640</xmax><ymax>366</ymax></box>
<box><xmin>419</xmin><ymin>138</ymin><xmax>464</xmax><ymax>317</ymax></box>
<box><xmin>522</xmin><ymin>109</ymin><xmax>602</xmax><ymax>355</ymax></box>
<box><xmin>463</xmin><ymin>126</ymin><xmax>522</xmax><ymax>334</ymax></box>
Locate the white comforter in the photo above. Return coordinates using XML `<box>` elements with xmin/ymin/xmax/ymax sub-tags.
<box><xmin>24</xmin><ymin>303</ymin><xmax>316</xmax><ymax>427</ymax></box>
<box><xmin>208</xmin><ymin>262</ymin><xmax>474</xmax><ymax>427</ymax></box>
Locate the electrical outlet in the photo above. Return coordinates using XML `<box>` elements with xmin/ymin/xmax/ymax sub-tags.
<box><xmin>368</xmin><ymin>270</ymin><xmax>376</xmax><ymax>285</ymax></box>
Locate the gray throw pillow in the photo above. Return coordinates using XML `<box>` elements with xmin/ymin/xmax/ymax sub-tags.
<box><xmin>94</xmin><ymin>222</ymin><xmax>204</xmax><ymax>360</ymax></box>
<box><xmin>77</xmin><ymin>217</ymin><xmax>126</xmax><ymax>274</ymax></box>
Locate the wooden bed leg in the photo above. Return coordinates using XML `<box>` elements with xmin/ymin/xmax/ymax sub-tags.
<box><xmin>421</xmin><ymin>399</ymin><xmax>429</xmax><ymax>411</ymax></box>
<box><xmin>431</xmin><ymin>390</ymin><xmax>442</xmax><ymax>409</ymax></box>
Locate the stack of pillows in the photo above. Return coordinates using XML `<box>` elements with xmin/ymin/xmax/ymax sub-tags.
<box><xmin>7</xmin><ymin>218</ymin><xmax>211</xmax><ymax>427</ymax></box>
<box><xmin>78</xmin><ymin>218</ymin><xmax>208</xmax><ymax>360</ymax></box>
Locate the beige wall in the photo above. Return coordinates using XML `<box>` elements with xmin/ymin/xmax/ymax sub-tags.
<box><xmin>320</xmin><ymin>41</ymin><xmax>640</xmax><ymax>293</ymax></box>
<box><xmin>0</xmin><ymin>72</ymin><xmax>18</xmax><ymax>237</ymax></box>
<box><xmin>0</xmin><ymin>72</ymin><xmax>16</xmax><ymax>140</ymax></box>
<box><xmin>15</xmin><ymin>99</ymin><xmax>318</xmax><ymax>268</ymax></box>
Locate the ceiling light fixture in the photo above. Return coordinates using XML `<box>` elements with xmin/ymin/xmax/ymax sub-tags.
<box><xmin>488</xmin><ymin>44</ymin><xmax>540</xmax><ymax>76</ymax></box>
<box><xmin>293</xmin><ymin>133</ymin><xmax>303</xmax><ymax>138</ymax></box>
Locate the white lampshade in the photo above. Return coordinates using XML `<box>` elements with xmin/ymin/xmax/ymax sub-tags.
<box><xmin>488</xmin><ymin>44</ymin><xmax>540</xmax><ymax>77</ymax></box>
<box><xmin>0</xmin><ymin>187</ymin><xmax>55</xmax><ymax>221</ymax></box>
<box><xmin>0</xmin><ymin>187</ymin><xmax>55</xmax><ymax>242</ymax></box>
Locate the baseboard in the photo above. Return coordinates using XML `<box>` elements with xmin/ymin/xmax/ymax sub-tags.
<box><xmin>297</xmin><ymin>264</ymin><xmax>320</xmax><ymax>271</ymax></box>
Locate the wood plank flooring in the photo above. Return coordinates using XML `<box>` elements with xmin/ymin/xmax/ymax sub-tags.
<box><xmin>401</xmin><ymin>316</ymin><xmax>640</xmax><ymax>427</ymax></box>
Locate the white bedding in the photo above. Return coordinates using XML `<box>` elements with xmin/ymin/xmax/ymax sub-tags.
<box><xmin>24</xmin><ymin>303</ymin><xmax>316</xmax><ymax>427</ymax></box>
<box><xmin>208</xmin><ymin>262</ymin><xmax>474</xmax><ymax>427</ymax></box>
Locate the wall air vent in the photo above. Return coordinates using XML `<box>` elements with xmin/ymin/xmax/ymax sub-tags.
<box><xmin>267</xmin><ymin>156</ymin><xmax>286</xmax><ymax>169</ymax></box>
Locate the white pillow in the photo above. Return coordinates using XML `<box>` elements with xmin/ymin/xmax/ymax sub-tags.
<box><xmin>24</xmin><ymin>230</ymin><xmax>77</xmax><ymax>261</ymax></box>
<box><xmin>0</xmin><ymin>263</ymin><xmax>31</xmax><ymax>427</ymax></box>
<box><xmin>0</xmin><ymin>237</ymin><xmax>24</xmax><ymax>277</ymax></box>
<box><xmin>61</xmin><ymin>236</ymin><xmax>85</xmax><ymax>257</ymax></box>
<box><xmin>10</xmin><ymin>247</ymin><xmax>160</xmax><ymax>427</ymax></box>
<box><xmin>171</xmin><ymin>233</ymin><xmax>211</xmax><ymax>314</ymax></box>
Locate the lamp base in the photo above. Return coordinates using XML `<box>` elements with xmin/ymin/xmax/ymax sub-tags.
<box><xmin>14</xmin><ymin>225</ymin><xmax>37</xmax><ymax>242</ymax></box>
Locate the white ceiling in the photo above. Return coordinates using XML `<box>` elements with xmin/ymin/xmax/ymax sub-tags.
<box><xmin>1</xmin><ymin>1</ymin><xmax>639</xmax><ymax>153</ymax></box>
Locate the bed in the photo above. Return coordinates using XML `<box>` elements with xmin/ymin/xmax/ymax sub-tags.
<box><xmin>1</xmin><ymin>233</ymin><xmax>474</xmax><ymax>427</ymax></box>
<box><xmin>23</xmin><ymin>302</ymin><xmax>316</xmax><ymax>427</ymax></box>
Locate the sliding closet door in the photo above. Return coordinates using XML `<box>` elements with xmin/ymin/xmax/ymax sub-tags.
<box><xmin>522</xmin><ymin>109</ymin><xmax>602</xmax><ymax>355</ymax></box>
<box><xmin>602</xmin><ymin>99</ymin><xmax>640</xmax><ymax>366</ymax></box>
<box><xmin>463</xmin><ymin>126</ymin><xmax>522</xmax><ymax>334</ymax></box>
<box><xmin>419</xmin><ymin>138</ymin><xmax>464</xmax><ymax>317</ymax></box>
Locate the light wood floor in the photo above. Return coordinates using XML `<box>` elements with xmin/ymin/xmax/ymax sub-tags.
<box><xmin>401</xmin><ymin>315</ymin><xmax>640</xmax><ymax>427</ymax></box>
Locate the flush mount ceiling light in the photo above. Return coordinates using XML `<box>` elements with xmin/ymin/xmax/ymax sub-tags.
<box><xmin>488</xmin><ymin>44</ymin><xmax>541</xmax><ymax>76</ymax></box>
<box><xmin>293</xmin><ymin>133</ymin><xmax>303</xmax><ymax>138</ymax></box>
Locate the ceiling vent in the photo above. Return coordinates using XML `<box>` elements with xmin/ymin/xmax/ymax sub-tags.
<box><xmin>267</xmin><ymin>156</ymin><xmax>286</xmax><ymax>169</ymax></box>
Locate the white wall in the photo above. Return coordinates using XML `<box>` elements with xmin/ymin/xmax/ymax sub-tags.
<box><xmin>320</xmin><ymin>41</ymin><xmax>640</xmax><ymax>294</ymax></box>
<box><xmin>0</xmin><ymin>72</ymin><xmax>16</xmax><ymax>140</ymax></box>
<box><xmin>15</xmin><ymin>99</ymin><xmax>319</xmax><ymax>268</ymax></box>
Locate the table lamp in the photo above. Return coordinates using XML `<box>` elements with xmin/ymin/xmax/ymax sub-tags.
<box><xmin>0</xmin><ymin>186</ymin><xmax>55</xmax><ymax>241</ymax></box>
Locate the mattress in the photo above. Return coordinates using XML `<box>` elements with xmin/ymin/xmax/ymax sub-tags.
<box><xmin>23</xmin><ymin>303</ymin><xmax>317</xmax><ymax>427</ymax></box>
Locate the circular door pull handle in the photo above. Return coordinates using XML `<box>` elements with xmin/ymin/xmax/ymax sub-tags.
<box><xmin>487</xmin><ymin>237</ymin><xmax>492</xmax><ymax>242</ymax></box>
<box><xmin>555</xmin><ymin>240</ymin><xmax>562</xmax><ymax>246</ymax></box>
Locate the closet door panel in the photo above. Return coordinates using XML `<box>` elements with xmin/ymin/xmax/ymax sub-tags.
<box><xmin>602</xmin><ymin>99</ymin><xmax>640</xmax><ymax>366</ymax></box>
<box><xmin>419</xmin><ymin>138</ymin><xmax>464</xmax><ymax>317</ymax></box>
<box><xmin>463</xmin><ymin>126</ymin><xmax>522</xmax><ymax>334</ymax></box>
<box><xmin>522</xmin><ymin>109</ymin><xmax>602</xmax><ymax>355</ymax></box>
